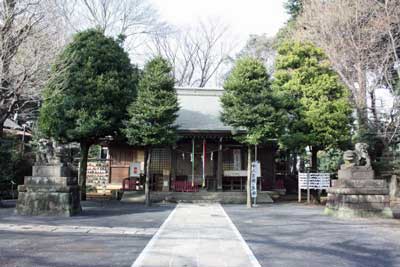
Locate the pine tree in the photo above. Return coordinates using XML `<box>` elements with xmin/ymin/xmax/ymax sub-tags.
<box><xmin>124</xmin><ymin>57</ymin><xmax>179</xmax><ymax>206</ymax></box>
<box><xmin>39</xmin><ymin>29</ymin><xmax>137</xmax><ymax>200</ymax></box>
<box><xmin>221</xmin><ymin>57</ymin><xmax>287</xmax><ymax>207</ymax></box>
<box><xmin>273</xmin><ymin>42</ymin><xmax>353</xmax><ymax>170</ymax></box>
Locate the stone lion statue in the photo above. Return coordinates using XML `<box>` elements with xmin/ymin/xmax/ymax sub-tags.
<box><xmin>355</xmin><ymin>142</ymin><xmax>371</xmax><ymax>168</ymax></box>
<box><xmin>343</xmin><ymin>142</ymin><xmax>371</xmax><ymax>168</ymax></box>
<box><xmin>36</xmin><ymin>139</ymin><xmax>54</xmax><ymax>164</ymax></box>
<box><xmin>36</xmin><ymin>139</ymin><xmax>69</xmax><ymax>165</ymax></box>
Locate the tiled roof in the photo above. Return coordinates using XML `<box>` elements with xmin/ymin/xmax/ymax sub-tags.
<box><xmin>176</xmin><ymin>87</ymin><xmax>233</xmax><ymax>132</ymax></box>
<box><xmin>4</xmin><ymin>119</ymin><xmax>23</xmax><ymax>130</ymax></box>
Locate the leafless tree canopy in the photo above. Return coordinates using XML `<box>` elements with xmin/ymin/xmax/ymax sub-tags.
<box><xmin>237</xmin><ymin>34</ymin><xmax>276</xmax><ymax>74</ymax></box>
<box><xmin>0</xmin><ymin>0</ymin><xmax>65</xmax><ymax>136</ymax></box>
<box><xmin>297</xmin><ymin>0</ymin><xmax>400</xmax><ymax>145</ymax></box>
<box><xmin>148</xmin><ymin>19</ymin><xmax>236</xmax><ymax>87</ymax></box>
<box><xmin>55</xmin><ymin>0</ymin><xmax>167</xmax><ymax>52</ymax></box>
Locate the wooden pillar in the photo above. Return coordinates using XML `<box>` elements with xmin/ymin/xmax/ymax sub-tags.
<box><xmin>217</xmin><ymin>138</ymin><xmax>223</xmax><ymax>191</ymax></box>
<box><xmin>170</xmin><ymin>146</ymin><xmax>177</xmax><ymax>191</ymax></box>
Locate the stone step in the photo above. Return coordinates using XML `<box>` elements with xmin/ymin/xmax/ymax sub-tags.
<box><xmin>327</xmin><ymin>187</ymin><xmax>389</xmax><ymax>195</ymax></box>
<box><xmin>121</xmin><ymin>191</ymin><xmax>274</xmax><ymax>204</ymax></box>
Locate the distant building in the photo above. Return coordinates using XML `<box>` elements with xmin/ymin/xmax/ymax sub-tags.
<box><xmin>3</xmin><ymin>119</ymin><xmax>31</xmax><ymax>138</ymax></box>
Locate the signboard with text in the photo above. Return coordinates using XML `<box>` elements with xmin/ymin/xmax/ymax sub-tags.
<box><xmin>251</xmin><ymin>161</ymin><xmax>261</xmax><ymax>198</ymax></box>
<box><xmin>298</xmin><ymin>173</ymin><xmax>330</xmax><ymax>190</ymax></box>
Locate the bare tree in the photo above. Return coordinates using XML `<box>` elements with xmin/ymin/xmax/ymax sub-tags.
<box><xmin>148</xmin><ymin>19</ymin><xmax>236</xmax><ymax>87</ymax></box>
<box><xmin>237</xmin><ymin>34</ymin><xmax>277</xmax><ymax>74</ymax></box>
<box><xmin>55</xmin><ymin>0</ymin><xmax>167</xmax><ymax>53</ymax></box>
<box><xmin>297</xmin><ymin>0</ymin><xmax>400</xmax><ymax>141</ymax></box>
<box><xmin>0</xmin><ymin>0</ymin><xmax>65</xmax><ymax>137</ymax></box>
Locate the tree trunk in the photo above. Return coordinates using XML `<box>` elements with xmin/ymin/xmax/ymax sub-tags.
<box><xmin>145</xmin><ymin>147</ymin><xmax>152</xmax><ymax>207</ymax></box>
<box><xmin>79</xmin><ymin>142</ymin><xmax>90</xmax><ymax>201</ymax></box>
<box><xmin>247</xmin><ymin>145</ymin><xmax>252</xmax><ymax>208</ymax></box>
<box><xmin>311</xmin><ymin>147</ymin><xmax>319</xmax><ymax>172</ymax></box>
<box><xmin>369</xmin><ymin>90</ymin><xmax>379</xmax><ymax>129</ymax></box>
<box><xmin>356</xmin><ymin>65</ymin><xmax>369</xmax><ymax>138</ymax></box>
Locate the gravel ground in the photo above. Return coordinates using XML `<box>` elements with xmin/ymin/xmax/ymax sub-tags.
<box><xmin>0</xmin><ymin>200</ymin><xmax>174</xmax><ymax>267</ymax></box>
<box><xmin>224</xmin><ymin>202</ymin><xmax>400</xmax><ymax>267</ymax></box>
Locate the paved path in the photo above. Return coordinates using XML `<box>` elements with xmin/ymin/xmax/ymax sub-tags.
<box><xmin>132</xmin><ymin>203</ymin><xmax>261</xmax><ymax>267</ymax></box>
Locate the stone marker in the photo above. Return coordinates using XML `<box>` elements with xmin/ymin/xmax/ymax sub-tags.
<box><xmin>325</xmin><ymin>142</ymin><xmax>393</xmax><ymax>218</ymax></box>
<box><xmin>16</xmin><ymin>139</ymin><xmax>81</xmax><ymax>216</ymax></box>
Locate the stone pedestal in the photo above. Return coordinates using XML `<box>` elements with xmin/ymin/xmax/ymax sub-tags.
<box><xmin>16</xmin><ymin>164</ymin><xmax>81</xmax><ymax>216</ymax></box>
<box><xmin>325</xmin><ymin>166</ymin><xmax>393</xmax><ymax>218</ymax></box>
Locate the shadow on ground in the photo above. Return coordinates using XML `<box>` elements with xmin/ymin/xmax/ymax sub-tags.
<box><xmin>224</xmin><ymin>202</ymin><xmax>400</xmax><ymax>267</ymax></box>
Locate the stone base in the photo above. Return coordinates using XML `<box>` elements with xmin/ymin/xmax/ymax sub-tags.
<box><xmin>325</xmin><ymin>192</ymin><xmax>393</xmax><ymax>219</ymax></box>
<box><xmin>338</xmin><ymin>166</ymin><xmax>374</xmax><ymax>180</ymax></box>
<box><xmin>324</xmin><ymin>206</ymin><xmax>393</xmax><ymax>219</ymax></box>
<box><xmin>32</xmin><ymin>164</ymin><xmax>71</xmax><ymax>178</ymax></box>
<box><xmin>16</xmin><ymin>190</ymin><xmax>81</xmax><ymax>216</ymax></box>
<box><xmin>16</xmin><ymin>174</ymin><xmax>81</xmax><ymax>217</ymax></box>
<box><xmin>390</xmin><ymin>197</ymin><xmax>400</xmax><ymax>219</ymax></box>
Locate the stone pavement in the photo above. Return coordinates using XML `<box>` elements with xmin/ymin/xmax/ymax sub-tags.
<box><xmin>0</xmin><ymin>223</ymin><xmax>157</xmax><ymax>236</ymax></box>
<box><xmin>224</xmin><ymin>203</ymin><xmax>400</xmax><ymax>267</ymax></box>
<box><xmin>131</xmin><ymin>203</ymin><xmax>261</xmax><ymax>267</ymax></box>
<box><xmin>0</xmin><ymin>200</ymin><xmax>174</xmax><ymax>267</ymax></box>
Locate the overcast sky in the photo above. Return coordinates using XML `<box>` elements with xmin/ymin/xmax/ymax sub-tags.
<box><xmin>149</xmin><ymin>0</ymin><xmax>289</xmax><ymax>48</ymax></box>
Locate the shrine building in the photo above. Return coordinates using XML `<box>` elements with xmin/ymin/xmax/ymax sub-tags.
<box><xmin>87</xmin><ymin>87</ymin><xmax>282</xmax><ymax>198</ymax></box>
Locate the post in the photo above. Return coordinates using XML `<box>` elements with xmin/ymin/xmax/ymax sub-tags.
<box><xmin>217</xmin><ymin>138</ymin><xmax>223</xmax><ymax>191</ymax></box>
<box><xmin>170</xmin><ymin>146</ymin><xmax>177</xmax><ymax>191</ymax></box>
<box><xmin>191</xmin><ymin>138</ymin><xmax>195</xmax><ymax>187</ymax></box>
<box><xmin>298</xmin><ymin>174</ymin><xmax>301</xmax><ymax>203</ymax></box>
<box><xmin>307</xmin><ymin>169</ymin><xmax>310</xmax><ymax>204</ymax></box>
<box><xmin>145</xmin><ymin>147</ymin><xmax>152</xmax><ymax>207</ymax></box>
<box><xmin>247</xmin><ymin>145</ymin><xmax>252</xmax><ymax>208</ymax></box>
<box><xmin>202</xmin><ymin>139</ymin><xmax>206</xmax><ymax>188</ymax></box>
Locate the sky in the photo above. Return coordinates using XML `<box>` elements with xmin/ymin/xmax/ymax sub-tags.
<box><xmin>148</xmin><ymin>0</ymin><xmax>289</xmax><ymax>49</ymax></box>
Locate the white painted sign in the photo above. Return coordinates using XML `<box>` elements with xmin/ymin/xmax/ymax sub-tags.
<box><xmin>298</xmin><ymin>173</ymin><xmax>330</xmax><ymax>190</ymax></box>
<box><xmin>224</xmin><ymin>170</ymin><xmax>247</xmax><ymax>177</ymax></box>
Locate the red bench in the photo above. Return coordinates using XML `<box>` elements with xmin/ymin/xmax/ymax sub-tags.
<box><xmin>173</xmin><ymin>181</ymin><xmax>199</xmax><ymax>192</ymax></box>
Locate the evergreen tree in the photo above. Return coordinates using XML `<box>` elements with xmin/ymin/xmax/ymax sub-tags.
<box><xmin>284</xmin><ymin>0</ymin><xmax>303</xmax><ymax>20</ymax></box>
<box><xmin>273</xmin><ymin>42</ymin><xmax>353</xmax><ymax>170</ymax></box>
<box><xmin>39</xmin><ymin>29</ymin><xmax>137</xmax><ymax>200</ymax></box>
<box><xmin>124</xmin><ymin>57</ymin><xmax>179</xmax><ymax>206</ymax></box>
<box><xmin>221</xmin><ymin>57</ymin><xmax>287</xmax><ymax>207</ymax></box>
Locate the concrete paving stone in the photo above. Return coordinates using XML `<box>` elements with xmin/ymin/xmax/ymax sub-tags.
<box><xmin>131</xmin><ymin>203</ymin><xmax>261</xmax><ymax>267</ymax></box>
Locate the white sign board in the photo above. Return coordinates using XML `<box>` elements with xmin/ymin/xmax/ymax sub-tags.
<box><xmin>298</xmin><ymin>173</ymin><xmax>330</xmax><ymax>190</ymax></box>
<box><xmin>233</xmin><ymin>149</ymin><xmax>242</xmax><ymax>170</ymax></box>
<box><xmin>250</xmin><ymin>161</ymin><xmax>261</xmax><ymax>198</ymax></box>
<box><xmin>129</xmin><ymin>162</ymin><xmax>142</xmax><ymax>177</ymax></box>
